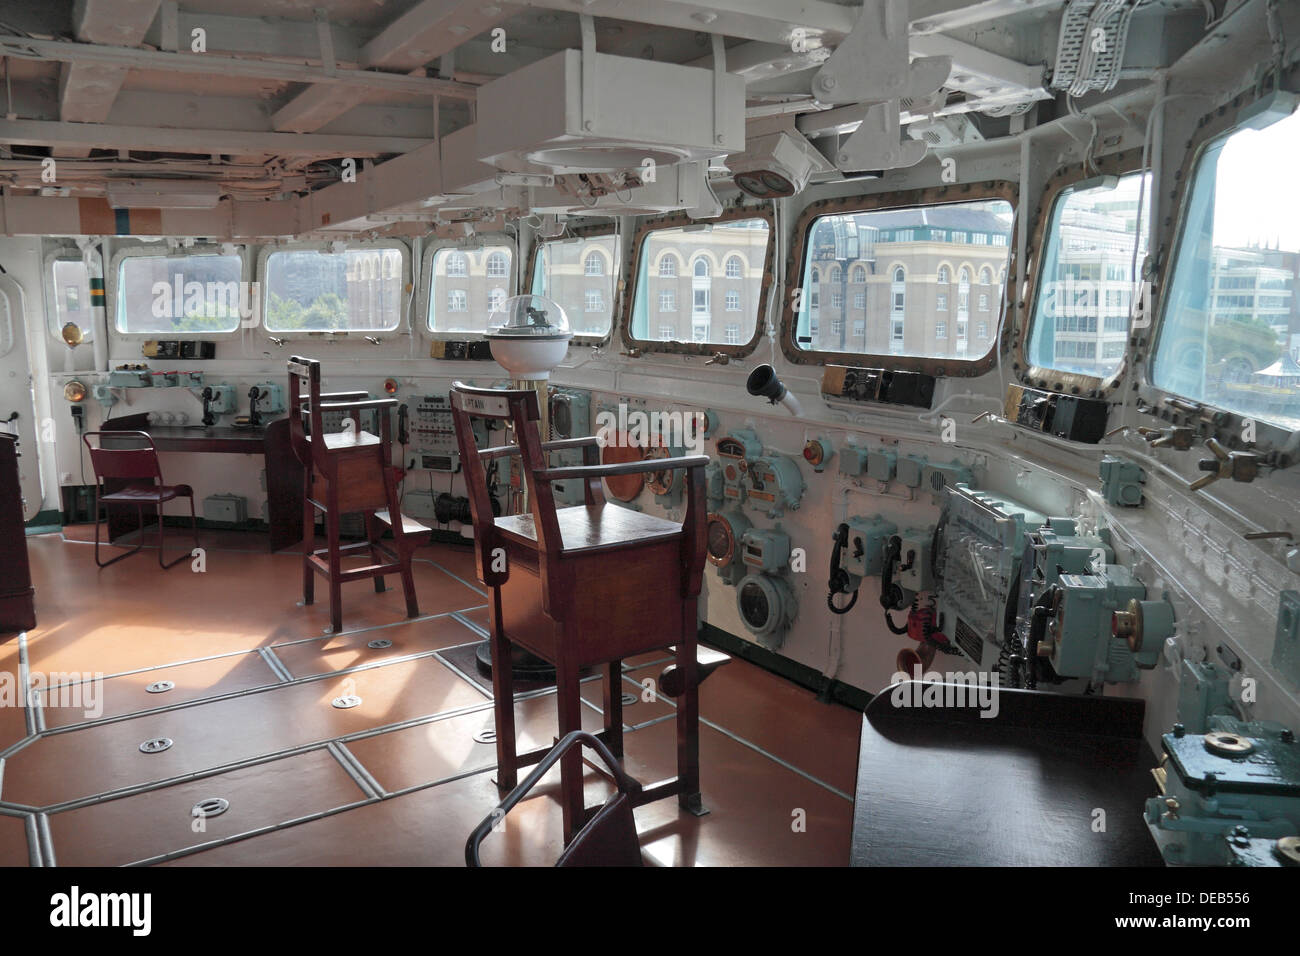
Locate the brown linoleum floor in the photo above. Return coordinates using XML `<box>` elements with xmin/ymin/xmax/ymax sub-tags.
<box><xmin>1</xmin><ymin>525</ymin><xmax>860</xmax><ymax>866</ymax></box>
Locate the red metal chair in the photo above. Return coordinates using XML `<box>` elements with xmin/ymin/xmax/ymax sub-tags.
<box><xmin>82</xmin><ymin>430</ymin><xmax>199</xmax><ymax>569</ymax></box>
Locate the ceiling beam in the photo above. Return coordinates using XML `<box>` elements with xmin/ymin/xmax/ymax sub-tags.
<box><xmin>274</xmin><ymin>1</ymin><xmax>516</xmax><ymax>134</ymax></box>
<box><xmin>0</xmin><ymin>119</ymin><xmax>431</xmax><ymax>158</ymax></box>
<box><xmin>0</xmin><ymin>35</ymin><xmax>478</xmax><ymax>100</ymax></box>
<box><xmin>58</xmin><ymin>0</ymin><xmax>163</xmax><ymax>158</ymax></box>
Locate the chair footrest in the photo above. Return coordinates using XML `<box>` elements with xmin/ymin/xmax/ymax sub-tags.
<box><xmin>307</xmin><ymin>555</ymin><xmax>402</xmax><ymax>581</ymax></box>
<box><xmin>374</xmin><ymin>509</ymin><xmax>430</xmax><ymax>537</ymax></box>
<box><xmin>658</xmin><ymin>645</ymin><xmax>732</xmax><ymax>698</ymax></box>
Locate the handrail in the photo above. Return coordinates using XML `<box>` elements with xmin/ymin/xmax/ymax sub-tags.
<box><xmin>464</xmin><ymin>730</ymin><xmax>641</xmax><ymax>867</ymax></box>
<box><xmin>478</xmin><ymin>436</ymin><xmax>601</xmax><ymax>461</ymax></box>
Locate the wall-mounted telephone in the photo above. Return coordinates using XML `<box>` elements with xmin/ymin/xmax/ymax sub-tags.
<box><xmin>827</xmin><ymin>522</ymin><xmax>860</xmax><ymax>615</ymax></box>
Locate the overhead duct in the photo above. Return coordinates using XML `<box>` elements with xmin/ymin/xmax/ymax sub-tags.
<box><xmin>528</xmin><ymin>162</ymin><xmax>721</xmax><ymax>217</ymax></box>
<box><xmin>475</xmin><ymin>47</ymin><xmax>745</xmax><ymax>176</ymax></box>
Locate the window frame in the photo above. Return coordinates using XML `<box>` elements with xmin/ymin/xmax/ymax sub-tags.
<box><xmin>1016</xmin><ymin>149</ymin><xmax>1145</xmax><ymax>396</ymax></box>
<box><xmin>522</xmin><ymin>222</ymin><xmax>619</xmax><ymax>345</ymax></box>
<box><xmin>622</xmin><ymin>204</ymin><xmax>775</xmax><ymax>358</ymax></box>
<box><xmin>781</xmin><ymin>182</ymin><xmax>1017</xmax><ymax>375</ymax></box>
<box><xmin>1139</xmin><ymin>80</ymin><xmax>1300</xmax><ymax>455</ymax></box>
<box><xmin>421</xmin><ymin>235</ymin><xmax>516</xmax><ymax>340</ymax></box>
<box><xmin>110</xmin><ymin>242</ymin><xmax>251</xmax><ymax>338</ymax></box>
<box><xmin>257</xmin><ymin>240</ymin><xmax>410</xmax><ymax>338</ymax></box>
<box><xmin>43</xmin><ymin>247</ymin><xmax>96</xmax><ymax>344</ymax></box>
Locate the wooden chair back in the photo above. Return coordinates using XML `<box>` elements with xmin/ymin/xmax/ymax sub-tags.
<box><xmin>448</xmin><ymin>382</ymin><xmax>562</xmax><ymax>589</ymax></box>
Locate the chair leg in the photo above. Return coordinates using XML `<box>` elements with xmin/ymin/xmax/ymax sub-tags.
<box><xmin>675</xmin><ymin>622</ymin><xmax>706</xmax><ymax>816</ymax></box>
<box><xmin>382</xmin><ymin>464</ymin><xmax>419</xmax><ymax>619</ymax></box>
<box><xmin>158</xmin><ymin>497</ymin><xmax>196</xmax><ymax>570</ymax></box>
<box><xmin>301</xmin><ymin>474</ymin><xmax>315</xmax><ymax>606</ymax></box>
<box><xmin>366</xmin><ymin>512</ymin><xmax>386</xmax><ymax>593</ymax></box>
<box><xmin>490</xmin><ymin>594</ymin><xmax>518</xmax><ymax>793</ymax></box>
<box><xmin>91</xmin><ymin>490</ymin><xmax>143</xmax><ymax>569</ymax></box>
<box><xmin>325</xmin><ymin>506</ymin><xmax>343</xmax><ymax>634</ymax></box>
<box><xmin>603</xmin><ymin>661</ymin><xmax>624</xmax><ymax>758</ymax></box>
<box><xmin>556</xmin><ymin>661</ymin><xmax>586</xmax><ymax>844</ymax></box>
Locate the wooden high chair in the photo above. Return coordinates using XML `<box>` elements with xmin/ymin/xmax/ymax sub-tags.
<box><xmin>288</xmin><ymin>356</ymin><xmax>425</xmax><ymax>634</ymax></box>
<box><xmin>449</xmin><ymin>382</ymin><xmax>729</xmax><ymax>843</ymax></box>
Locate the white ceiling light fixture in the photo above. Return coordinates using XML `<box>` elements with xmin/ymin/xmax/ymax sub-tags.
<box><xmin>104</xmin><ymin>179</ymin><xmax>224</xmax><ymax>209</ymax></box>
<box><xmin>475</xmin><ymin>18</ymin><xmax>744</xmax><ymax>177</ymax></box>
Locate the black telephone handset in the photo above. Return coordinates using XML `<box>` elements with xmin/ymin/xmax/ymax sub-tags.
<box><xmin>827</xmin><ymin>522</ymin><xmax>859</xmax><ymax>615</ymax></box>
<box><xmin>397</xmin><ymin>403</ymin><xmax>409</xmax><ymax>445</ymax></box>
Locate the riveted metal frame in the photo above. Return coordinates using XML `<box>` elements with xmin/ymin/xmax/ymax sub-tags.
<box><xmin>1014</xmin><ymin>149</ymin><xmax>1146</xmax><ymax>399</ymax></box>
<box><xmin>523</xmin><ymin>220</ymin><xmax>621</xmax><ymax>348</ymax></box>
<box><xmin>1138</xmin><ymin>66</ymin><xmax>1300</xmax><ymax>465</ymax></box>
<box><xmin>620</xmin><ymin>203</ymin><xmax>776</xmax><ymax>359</ymax></box>
<box><xmin>779</xmin><ymin>180</ymin><xmax>1018</xmax><ymax>377</ymax></box>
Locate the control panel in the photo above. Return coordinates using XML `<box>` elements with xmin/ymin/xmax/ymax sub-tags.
<box><xmin>407</xmin><ymin>394</ymin><xmax>463</xmax><ymax>472</ymax></box>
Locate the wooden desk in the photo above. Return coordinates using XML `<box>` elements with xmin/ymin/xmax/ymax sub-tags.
<box><xmin>101</xmin><ymin>414</ymin><xmax>303</xmax><ymax>552</ymax></box>
<box><xmin>852</xmin><ymin>682</ymin><xmax>1164</xmax><ymax>866</ymax></box>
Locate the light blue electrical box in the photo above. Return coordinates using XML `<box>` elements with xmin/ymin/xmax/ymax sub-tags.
<box><xmin>838</xmin><ymin>446</ymin><xmax>868</xmax><ymax>476</ymax></box>
<box><xmin>740</xmin><ymin>527</ymin><xmax>791</xmax><ymax>572</ymax></box>
<box><xmin>896</xmin><ymin>455</ymin><xmax>926</xmax><ymax>488</ymax></box>
<box><xmin>204</xmin><ymin>384</ymin><xmax>238</xmax><ymax>414</ymax></box>
<box><xmin>1099</xmin><ymin>455</ymin><xmax>1145</xmax><ymax>507</ymax></box>
<box><xmin>251</xmin><ymin>382</ymin><xmax>286</xmax><ymax>415</ymax></box>
<box><xmin>866</xmin><ymin>449</ymin><xmax>897</xmax><ymax>482</ymax></box>
<box><xmin>842</xmin><ymin>515</ymin><xmax>898</xmax><ymax>578</ymax></box>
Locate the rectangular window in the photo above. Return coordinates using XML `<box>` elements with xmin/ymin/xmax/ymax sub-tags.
<box><xmin>725</xmin><ymin>324</ymin><xmax>740</xmax><ymax>344</ymax></box>
<box><xmin>973</xmin><ymin>233</ymin><xmax>989</xmax><ymax>245</ymax></box>
<box><xmin>659</xmin><ymin>324</ymin><xmax>675</xmax><ymax>340</ymax></box>
<box><xmin>992</xmin><ymin>234</ymin><xmax>1009</xmax><ymax>246</ymax></box>
<box><xmin>50</xmin><ymin>258</ymin><xmax>93</xmax><ymax>341</ymax></box>
<box><xmin>977</xmin><ymin>322</ymin><xmax>988</xmax><ymax>338</ymax></box>
<box><xmin>117</xmin><ymin>252</ymin><xmax>245</xmax><ymax>334</ymax></box>
<box><xmin>1154</xmin><ymin>106</ymin><xmax>1300</xmax><ymax>428</ymax></box>
<box><xmin>854</xmin><ymin>292</ymin><xmax>865</xmax><ymax>309</ymax></box>
<box><xmin>530</xmin><ymin>234</ymin><xmax>617</xmax><ymax>338</ymax></box>
<box><xmin>853</xmin><ymin>320</ymin><xmax>865</xmax><ymax>335</ymax></box>
<box><xmin>631</xmin><ymin>217</ymin><xmax>769</xmax><ymax>346</ymax></box>
<box><xmin>831</xmin><ymin>317</ymin><xmax>843</xmax><ymax>334</ymax></box>
<box><xmin>1027</xmin><ymin>170</ymin><xmax>1151</xmax><ymax>378</ymax></box>
<box><xmin>794</xmin><ymin>199</ymin><xmax>1012</xmax><ymax>359</ymax></box>
<box><xmin>936</xmin><ymin>321</ymin><xmax>947</xmax><ymax>339</ymax></box>
<box><xmin>430</xmin><ymin>243</ymin><xmax>515</xmax><ymax>333</ymax></box>
<box><xmin>263</xmin><ymin>246</ymin><xmax>406</xmax><ymax>334</ymax></box>
<box><xmin>978</xmin><ymin>294</ymin><xmax>989</xmax><ymax>311</ymax></box>
<box><xmin>659</xmin><ymin>290</ymin><xmax>676</xmax><ymax>312</ymax></box>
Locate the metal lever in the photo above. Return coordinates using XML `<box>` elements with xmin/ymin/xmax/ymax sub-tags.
<box><xmin>705</xmin><ymin>352</ymin><xmax>729</xmax><ymax>366</ymax></box>
<box><xmin>1140</xmin><ymin>426</ymin><xmax>1196</xmax><ymax>450</ymax></box>
<box><xmin>267</xmin><ymin>336</ymin><xmax>286</xmax><ymax>348</ymax></box>
<box><xmin>1189</xmin><ymin>437</ymin><xmax>1260</xmax><ymax>491</ymax></box>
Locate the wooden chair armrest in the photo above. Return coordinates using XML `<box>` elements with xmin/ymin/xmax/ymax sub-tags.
<box><xmin>478</xmin><ymin>436</ymin><xmax>600</xmax><ymax>462</ymax></box>
<box><xmin>538</xmin><ymin>455</ymin><xmax>709</xmax><ymax>482</ymax></box>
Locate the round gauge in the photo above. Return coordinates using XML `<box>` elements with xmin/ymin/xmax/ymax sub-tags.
<box><xmin>735</xmin><ymin>572</ymin><xmax>795</xmax><ymax>648</ymax></box>
<box><xmin>552</xmin><ymin>397</ymin><xmax>572</xmax><ymax>439</ymax></box>
<box><xmin>706</xmin><ymin>511</ymin><xmax>750</xmax><ymax>567</ymax></box>
<box><xmin>738</xmin><ymin>577</ymin><xmax>770</xmax><ymax>628</ymax></box>
<box><xmin>63</xmin><ymin>381</ymin><xmax>87</xmax><ymax>402</ymax></box>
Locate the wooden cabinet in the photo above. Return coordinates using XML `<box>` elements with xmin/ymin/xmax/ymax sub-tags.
<box><xmin>0</xmin><ymin>433</ymin><xmax>36</xmax><ymax>636</ymax></box>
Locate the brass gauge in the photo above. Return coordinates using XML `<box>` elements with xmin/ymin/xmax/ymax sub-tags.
<box><xmin>61</xmin><ymin>323</ymin><xmax>84</xmax><ymax>348</ymax></box>
<box><xmin>706</xmin><ymin>510</ymin><xmax>751</xmax><ymax>568</ymax></box>
<box><xmin>63</xmin><ymin>380</ymin><xmax>88</xmax><ymax>402</ymax></box>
